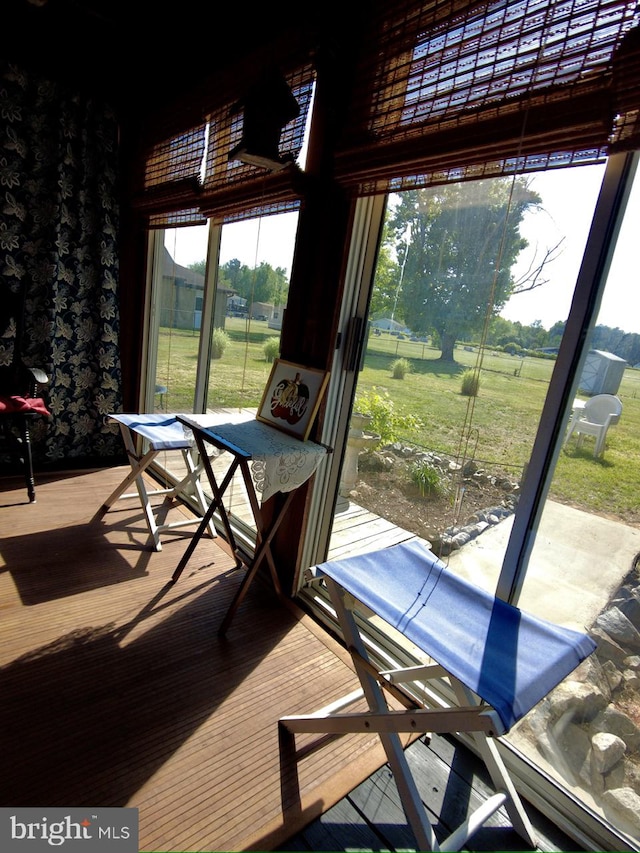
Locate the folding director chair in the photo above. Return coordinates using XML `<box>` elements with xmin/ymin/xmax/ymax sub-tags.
<box><xmin>172</xmin><ymin>414</ymin><xmax>330</xmax><ymax>634</ymax></box>
<box><xmin>100</xmin><ymin>413</ymin><xmax>215</xmax><ymax>551</ymax></box>
<box><xmin>279</xmin><ymin>539</ymin><xmax>596</xmax><ymax>852</ymax></box>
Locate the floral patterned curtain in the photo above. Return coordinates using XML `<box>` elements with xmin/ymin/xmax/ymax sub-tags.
<box><xmin>0</xmin><ymin>62</ymin><xmax>123</xmax><ymax>467</ymax></box>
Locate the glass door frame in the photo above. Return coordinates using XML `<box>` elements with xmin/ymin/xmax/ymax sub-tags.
<box><xmin>192</xmin><ymin>222</ymin><xmax>222</xmax><ymax>413</ymax></box>
<box><xmin>300</xmin><ymin>193</ymin><xmax>387</xmax><ymax>569</ymax></box>
<box><xmin>140</xmin><ymin>235</ymin><xmax>164</xmax><ymax>413</ymax></box>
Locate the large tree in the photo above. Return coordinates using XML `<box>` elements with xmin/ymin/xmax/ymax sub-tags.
<box><xmin>389</xmin><ymin>178</ymin><xmax>542</xmax><ymax>361</ymax></box>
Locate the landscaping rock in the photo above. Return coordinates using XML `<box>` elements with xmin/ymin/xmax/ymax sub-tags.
<box><xmin>601</xmin><ymin>788</ymin><xmax>640</xmax><ymax>837</ymax></box>
<box><xmin>596</xmin><ymin>607</ymin><xmax>640</xmax><ymax>653</ymax></box>
<box><xmin>591</xmin><ymin>732</ymin><xmax>626</xmax><ymax>774</ymax></box>
<box><xmin>591</xmin><ymin>705</ymin><xmax>640</xmax><ymax>752</ymax></box>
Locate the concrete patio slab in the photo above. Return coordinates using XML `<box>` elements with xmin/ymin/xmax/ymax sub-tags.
<box><xmin>446</xmin><ymin>500</ymin><xmax>640</xmax><ymax>632</ymax></box>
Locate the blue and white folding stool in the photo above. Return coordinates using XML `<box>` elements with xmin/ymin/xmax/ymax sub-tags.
<box><xmin>101</xmin><ymin>413</ymin><xmax>215</xmax><ymax>551</ymax></box>
<box><xmin>279</xmin><ymin>539</ymin><xmax>596</xmax><ymax>852</ymax></box>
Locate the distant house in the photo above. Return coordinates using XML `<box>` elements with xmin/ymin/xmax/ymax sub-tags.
<box><xmin>159</xmin><ymin>248</ymin><xmax>233</xmax><ymax>331</ymax></box>
<box><xmin>227</xmin><ymin>295</ymin><xmax>248</xmax><ymax>317</ymax></box>
<box><xmin>371</xmin><ymin>317</ymin><xmax>411</xmax><ymax>334</ymax></box>
<box><xmin>268</xmin><ymin>306</ymin><xmax>285</xmax><ymax>331</ymax></box>
<box><xmin>249</xmin><ymin>301</ymin><xmax>274</xmax><ymax>322</ymax></box>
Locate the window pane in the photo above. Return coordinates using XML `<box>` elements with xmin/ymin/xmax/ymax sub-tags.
<box><xmin>142</xmin><ymin>224</ymin><xmax>210</xmax><ymax>496</ymax></box>
<box><xmin>508</xmin><ymin>166</ymin><xmax>640</xmax><ymax>846</ymax></box>
<box><xmin>201</xmin><ymin>213</ymin><xmax>298</xmax><ymax>538</ymax></box>
<box><xmin>206</xmin><ymin>213</ymin><xmax>297</xmax><ymax>410</ymax></box>
<box><xmin>155</xmin><ymin>224</ymin><xmax>210</xmax><ymax>413</ymax></box>
<box><xmin>331</xmin><ymin>166</ymin><xmax>606</xmax><ymax>583</ymax></box>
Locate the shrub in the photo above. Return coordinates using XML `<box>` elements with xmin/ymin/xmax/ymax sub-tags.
<box><xmin>211</xmin><ymin>327</ymin><xmax>230</xmax><ymax>359</ymax></box>
<box><xmin>391</xmin><ymin>357</ymin><xmax>411</xmax><ymax>379</ymax></box>
<box><xmin>461</xmin><ymin>369</ymin><xmax>480</xmax><ymax>397</ymax></box>
<box><xmin>410</xmin><ymin>459</ymin><xmax>447</xmax><ymax>498</ymax></box>
<box><xmin>263</xmin><ymin>336</ymin><xmax>280</xmax><ymax>363</ymax></box>
<box><xmin>354</xmin><ymin>387</ymin><xmax>422</xmax><ymax>445</ymax></box>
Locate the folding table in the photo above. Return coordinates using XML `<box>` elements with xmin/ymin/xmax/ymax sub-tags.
<box><xmin>101</xmin><ymin>413</ymin><xmax>215</xmax><ymax>551</ymax></box>
<box><xmin>279</xmin><ymin>539</ymin><xmax>596</xmax><ymax>852</ymax></box>
<box><xmin>172</xmin><ymin>414</ymin><xmax>330</xmax><ymax>634</ymax></box>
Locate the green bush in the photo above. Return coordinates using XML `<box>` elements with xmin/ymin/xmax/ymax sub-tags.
<box><xmin>391</xmin><ymin>357</ymin><xmax>411</xmax><ymax>379</ymax></box>
<box><xmin>461</xmin><ymin>369</ymin><xmax>480</xmax><ymax>397</ymax></box>
<box><xmin>410</xmin><ymin>459</ymin><xmax>447</xmax><ymax>498</ymax></box>
<box><xmin>354</xmin><ymin>387</ymin><xmax>422</xmax><ymax>445</ymax></box>
<box><xmin>211</xmin><ymin>327</ymin><xmax>230</xmax><ymax>359</ymax></box>
<box><xmin>263</xmin><ymin>336</ymin><xmax>280</xmax><ymax>363</ymax></box>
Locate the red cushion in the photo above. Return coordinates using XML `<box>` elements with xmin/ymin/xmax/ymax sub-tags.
<box><xmin>0</xmin><ymin>395</ymin><xmax>51</xmax><ymax>416</ymax></box>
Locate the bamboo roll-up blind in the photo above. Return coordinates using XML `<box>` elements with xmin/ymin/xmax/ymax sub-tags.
<box><xmin>137</xmin><ymin>64</ymin><xmax>314</xmax><ymax>227</ymax></box>
<box><xmin>334</xmin><ymin>0</ymin><xmax>640</xmax><ymax>193</ymax></box>
<box><xmin>135</xmin><ymin>0</ymin><xmax>639</xmax><ymax>223</ymax></box>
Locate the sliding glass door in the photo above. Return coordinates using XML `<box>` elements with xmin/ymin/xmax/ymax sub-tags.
<box><xmin>144</xmin><ymin>211</ymin><xmax>299</xmax><ymax>529</ymax></box>
<box><xmin>304</xmin><ymin>153</ymin><xmax>640</xmax><ymax>849</ymax></box>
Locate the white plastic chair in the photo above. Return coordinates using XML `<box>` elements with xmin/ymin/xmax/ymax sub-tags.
<box><xmin>565</xmin><ymin>394</ymin><xmax>622</xmax><ymax>458</ymax></box>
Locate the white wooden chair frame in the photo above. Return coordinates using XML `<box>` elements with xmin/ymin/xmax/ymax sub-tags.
<box><xmin>101</xmin><ymin>414</ymin><xmax>215</xmax><ymax>551</ymax></box>
<box><xmin>279</xmin><ymin>541</ymin><xmax>596</xmax><ymax>851</ymax></box>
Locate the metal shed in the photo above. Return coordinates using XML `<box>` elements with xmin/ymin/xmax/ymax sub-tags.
<box><xmin>578</xmin><ymin>349</ymin><xmax>627</xmax><ymax>395</ymax></box>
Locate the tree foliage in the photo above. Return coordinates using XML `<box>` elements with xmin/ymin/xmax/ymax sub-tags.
<box><xmin>484</xmin><ymin>316</ymin><xmax>640</xmax><ymax>365</ymax></box>
<box><xmin>370</xmin><ymin>243</ymin><xmax>399</xmax><ymax>319</ymax></box>
<box><xmin>370</xmin><ymin>220</ymin><xmax>403</xmax><ymax>319</ymax></box>
<box><xmin>188</xmin><ymin>258</ymin><xmax>290</xmax><ymax>309</ymax></box>
<box><xmin>387</xmin><ymin>178</ymin><xmax>542</xmax><ymax>361</ymax></box>
<box><xmin>219</xmin><ymin>259</ymin><xmax>289</xmax><ymax>306</ymax></box>
<box><xmin>188</xmin><ymin>260</ymin><xmax>207</xmax><ymax>277</ymax></box>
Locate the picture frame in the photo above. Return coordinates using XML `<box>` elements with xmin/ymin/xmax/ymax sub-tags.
<box><xmin>256</xmin><ymin>359</ymin><xmax>330</xmax><ymax>440</ymax></box>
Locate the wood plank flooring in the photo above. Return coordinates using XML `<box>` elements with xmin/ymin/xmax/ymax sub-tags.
<box><xmin>328</xmin><ymin>496</ymin><xmax>422</xmax><ymax>560</ymax></box>
<box><xmin>0</xmin><ymin>467</ymin><xmax>399</xmax><ymax>852</ymax></box>
<box><xmin>0</xmin><ymin>466</ymin><xmax>584</xmax><ymax>852</ymax></box>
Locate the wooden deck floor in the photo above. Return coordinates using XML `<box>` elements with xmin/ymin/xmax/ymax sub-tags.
<box><xmin>0</xmin><ymin>466</ymin><xmax>583</xmax><ymax>852</ymax></box>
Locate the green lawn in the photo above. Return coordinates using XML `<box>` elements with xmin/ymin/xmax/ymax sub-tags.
<box><xmin>157</xmin><ymin>320</ymin><xmax>640</xmax><ymax>525</ymax></box>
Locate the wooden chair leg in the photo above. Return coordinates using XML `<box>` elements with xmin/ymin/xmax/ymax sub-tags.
<box><xmin>0</xmin><ymin>414</ymin><xmax>36</xmax><ymax>502</ymax></box>
<box><xmin>18</xmin><ymin>416</ymin><xmax>36</xmax><ymax>502</ymax></box>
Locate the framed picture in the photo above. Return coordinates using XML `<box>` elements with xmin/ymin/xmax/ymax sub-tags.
<box><xmin>256</xmin><ymin>359</ymin><xmax>330</xmax><ymax>440</ymax></box>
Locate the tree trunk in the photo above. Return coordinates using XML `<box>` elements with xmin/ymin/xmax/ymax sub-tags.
<box><xmin>439</xmin><ymin>332</ymin><xmax>457</xmax><ymax>362</ymax></box>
